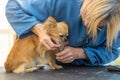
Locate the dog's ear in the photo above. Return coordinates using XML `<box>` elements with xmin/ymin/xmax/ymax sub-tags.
<box><xmin>45</xmin><ymin>16</ymin><xmax>57</xmax><ymax>28</ymax></box>
<box><xmin>48</xmin><ymin>21</ymin><xmax>55</xmax><ymax>27</ymax></box>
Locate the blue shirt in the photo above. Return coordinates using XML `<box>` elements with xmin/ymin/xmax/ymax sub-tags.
<box><xmin>6</xmin><ymin>0</ymin><xmax>120</xmax><ymax>66</ymax></box>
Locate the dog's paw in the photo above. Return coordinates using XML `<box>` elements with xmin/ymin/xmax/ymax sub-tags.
<box><xmin>55</xmin><ymin>65</ymin><xmax>63</xmax><ymax>69</ymax></box>
<box><xmin>43</xmin><ymin>65</ymin><xmax>52</xmax><ymax>70</ymax></box>
<box><xmin>25</xmin><ymin>67</ymin><xmax>38</xmax><ymax>73</ymax></box>
<box><xmin>50</xmin><ymin>64</ymin><xmax>63</xmax><ymax>70</ymax></box>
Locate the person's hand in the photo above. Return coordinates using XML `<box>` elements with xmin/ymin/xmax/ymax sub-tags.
<box><xmin>31</xmin><ymin>23</ymin><xmax>60</xmax><ymax>50</ymax></box>
<box><xmin>56</xmin><ymin>46</ymin><xmax>88</xmax><ymax>63</ymax></box>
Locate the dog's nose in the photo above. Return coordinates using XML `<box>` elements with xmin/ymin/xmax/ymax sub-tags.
<box><xmin>64</xmin><ymin>37</ymin><xmax>67</xmax><ymax>42</ymax></box>
<box><xmin>62</xmin><ymin>37</ymin><xmax>67</xmax><ymax>42</ymax></box>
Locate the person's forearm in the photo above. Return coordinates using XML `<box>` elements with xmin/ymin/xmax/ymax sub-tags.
<box><xmin>75</xmin><ymin>48</ymin><xmax>88</xmax><ymax>60</ymax></box>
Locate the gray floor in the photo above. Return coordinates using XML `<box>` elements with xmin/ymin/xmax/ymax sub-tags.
<box><xmin>0</xmin><ymin>66</ymin><xmax>120</xmax><ymax>80</ymax></box>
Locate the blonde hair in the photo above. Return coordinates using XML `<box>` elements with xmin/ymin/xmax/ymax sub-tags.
<box><xmin>80</xmin><ymin>0</ymin><xmax>120</xmax><ymax>49</ymax></box>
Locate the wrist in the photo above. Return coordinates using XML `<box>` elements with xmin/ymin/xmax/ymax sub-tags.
<box><xmin>31</xmin><ymin>23</ymin><xmax>45</xmax><ymax>36</ymax></box>
<box><xmin>75</xmin><ymin>48</ymin><xmax>88</xmax><ymax>60</ymax></box>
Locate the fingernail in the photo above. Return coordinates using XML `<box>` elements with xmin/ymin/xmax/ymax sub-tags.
<box><xmin>55</xmin><ymin>44</ymin><xmax>60</xmax><ymax>47</ymax></box>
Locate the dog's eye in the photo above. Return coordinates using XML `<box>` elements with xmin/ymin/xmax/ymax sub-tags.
<box><xmin>60</xmin><ymin>35</ymin><xmax>64</xmax><ymax>37</ymax></box>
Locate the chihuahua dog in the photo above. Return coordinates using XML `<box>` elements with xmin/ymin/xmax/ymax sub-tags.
<box><xmin>4</xmin><ymin>16</ymin><xmax>68</xmax><ymax>74</ymax></box>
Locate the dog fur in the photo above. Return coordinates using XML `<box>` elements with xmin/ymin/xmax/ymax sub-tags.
<box><xmin>4</xmin><ymin>16</ymin><xmax>68</xmax><ymax>74</ymax></box>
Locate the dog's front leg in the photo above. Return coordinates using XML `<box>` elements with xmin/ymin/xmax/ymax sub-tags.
<box><xmin>46</xmin><ymin>52</ymin><xmax>63</xmax><ymax>70</ymax></box>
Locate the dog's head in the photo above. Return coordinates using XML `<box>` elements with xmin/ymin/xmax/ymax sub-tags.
<box><xmin>44</xmin><ymin>17</ymin><xmax>68</xmax><ymax>50</ymax></box>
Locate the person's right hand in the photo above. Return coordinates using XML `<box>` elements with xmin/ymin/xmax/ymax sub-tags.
<box><xmin>31</xmin><ymin>23</ymin><xmax>60</xmax><ymax>50</ymax></box>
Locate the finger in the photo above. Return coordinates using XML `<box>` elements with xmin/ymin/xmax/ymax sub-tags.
<box><xmin>54</xmin><ymin>44</ymin><xmax>60</xmax><ymax>48</ymax></box>
<box><xmin>56</xmin><ymin>48</ymin><xmax>69</xmax><ymax>57</ymax></box>
<box><xmin>51</xmin><ymin>37</ymin><xmax>60</xmax><ymax>45</ymax></box>
<box><xmin>42</xmin><ymin>41</ymin><xmax>51</xmax><ymax>50</ymax></box>
<box><xmin>51</xmin><ymin>47</ymin><xmax>58</xmax><ymax>50</ymax></box>
<box><xmin>56</xmin><ymin>56</ymin><xmax>74</xmax><ymax>63</ymax></box>
<box><xmin>43</xmin><ymin>38</ymin><xmax>55</xmax><ymax>50</ymax></box>
<box><xmin>56</xmin><ymin>52</ymin><xmax>72</xmax><ymax>60</ymax></box>
<box><xmin>47</xmin><ymin>38</ymin><xmax>54</xmax><ymax>46</ymax></box>
<box><xmin>62</xmin><ymin>58</ymin><xmax>74</xmax><ymax>63</ymax></box>
<box><xmin>51</xmin><ymin>39</ymin><xmax>60</xmax><ymax>48</ymax></box>
<box><xmin>46</xmin><ymin>38</ymin><xmax>60</xmax><ymax>49</ymax></box>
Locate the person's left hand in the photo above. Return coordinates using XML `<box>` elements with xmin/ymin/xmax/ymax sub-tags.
<box><xmin>56</xmin><ymin>46</ymin><xmax>87</xmax><ymax>63</ymax></box>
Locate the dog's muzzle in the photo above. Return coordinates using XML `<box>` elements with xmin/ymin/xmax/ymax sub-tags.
<box><xmin>57</xmin><ymin>36</ymin><xmax>68</xmax><ymax>51</ymax></box>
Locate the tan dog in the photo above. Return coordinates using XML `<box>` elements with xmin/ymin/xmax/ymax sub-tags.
<box><xmin>4</xmin><ymin>17</ymin><xmax>68</xmax><ymax>74</ymax></box>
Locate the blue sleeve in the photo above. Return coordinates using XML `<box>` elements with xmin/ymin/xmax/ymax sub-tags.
<box><xmin>83</xmin><ymin>34</ymin><xmax>120</xmax><ymax>66</ymax></box>
<box><xmin>5</xmin><ymin>0</ymin><xmax>42</xmax><ymax>38</ymax></box>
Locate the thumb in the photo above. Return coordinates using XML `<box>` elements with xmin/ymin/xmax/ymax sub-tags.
<box><xmin>51</xmin><ymin>37</ymin><xmax>60</xmax><ymax>45</ymax></box>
